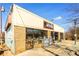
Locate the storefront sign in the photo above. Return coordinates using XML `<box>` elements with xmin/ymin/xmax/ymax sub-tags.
<box><xmin>44</xmin><ymin>21</ymin><xmax>54</xmax><ymax>29</ymax></box>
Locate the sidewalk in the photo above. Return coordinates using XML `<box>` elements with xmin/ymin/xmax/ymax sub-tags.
<box><xmin>1</xmin><ymin>40</ymin><xmax>79</xmax><ymax>56</ymax></box>
<box><xmin>0</xmin><ymin>44</ymin><xmax>13</xmax><ymax>56</ymax></box>
<box><xmin>17</xmin><ymin>48</ymin><xmax>54</xmax><ymax>56</ymax></box>
<box><xmin>44</xmin><ymin>45</ymin><xmax>70</xmax><ymax>56</ymax></box>
<box><xmin>44</xmin><ymin>40</ymin><xmax>79</xmax><ymax>56</ymax></box>
<box><xmin>3</xmin><ymin>50</ymin><xmax>13</xmax><ymax>56</ymax></box>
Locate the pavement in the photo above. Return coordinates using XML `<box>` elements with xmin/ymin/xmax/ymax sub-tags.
<box><xmin>0</xmin><ymin>44</ymin><xmax>13</xmax><ymax>56</ymax></box>
<box><xmin>17</xmin><ymin>48</ymin><xmax>54</xmax><ymax>56</ymax></box>
<box><xmin>17</xmin><ymin>40</ymin><xmax>79</xmax><ymax>56</ymax></box>
<box><xmin>44</xmin><ymin>40</ymin><xmax>79</xmax><ymax>56</ymax></box>
<box><xmin>1</xmin><ymin>40</ymin><xmax>79</xmax><ymax>56</ymax></box>
<box><xmin>3</xmin><ymin>50</ymin><xmax>13</xmax><ymax>56</ymax></box>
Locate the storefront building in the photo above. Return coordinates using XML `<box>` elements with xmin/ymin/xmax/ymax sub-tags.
<box><xmin>5</xmin><ymin>4</ymin><xmax>65</xmax><ymax>55</ymax></box>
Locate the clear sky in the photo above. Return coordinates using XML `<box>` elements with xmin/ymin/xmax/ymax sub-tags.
<box><xmin>0</xmin><ymin>3</ymin><xmax>79</xmax><ymax>32</ymax></box>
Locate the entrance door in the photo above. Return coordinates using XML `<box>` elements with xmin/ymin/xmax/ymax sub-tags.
<box><xmin>54</xmin><ymin>32</ymin><xmax>58</xmax><ymax>41</ymax></box>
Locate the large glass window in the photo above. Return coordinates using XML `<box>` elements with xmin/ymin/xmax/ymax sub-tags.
<box><xmin>26</xmin><ymin>28</ymin><xmax>45</xmax><ymax>39</ymax></box>
<box><xmin>25</xmin><ymin>28</ymin><xmax>47</xmax><ymax>49</ymax></box>
<box><xmin>26</xmin><ymin>28</ymin><xmax>48</xmax><ymax>39</ymax></box>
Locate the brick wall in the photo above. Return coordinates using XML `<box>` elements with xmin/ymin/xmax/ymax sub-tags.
<box><xmin>14</xmin><ymin>26</ymin><xmax>26</xmax><ymax>54</ymax></box>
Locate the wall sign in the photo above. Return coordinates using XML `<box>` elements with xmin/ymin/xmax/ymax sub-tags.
<box><xmin>44</xmin><ymin>21</ymin><xmax>54</xmax><ymax>29</ymax></box>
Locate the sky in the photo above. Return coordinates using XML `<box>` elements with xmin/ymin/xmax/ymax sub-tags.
<box><xmin>0</xmin><ymin>3</ymin><xmax>79</xmax><ymax>32</ymax></box>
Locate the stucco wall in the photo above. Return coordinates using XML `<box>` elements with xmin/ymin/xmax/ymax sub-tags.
<box><xmin>12</xmin><ymin>4</ymin><xmax>64</xmax><ymax>33</ymax></box>
<box><xmin>12</xmin><ymin>4</ymin><xmax>43</xmax><ymax>29</ymax></box>
<box><xmin>54</xmin><ymin>24</ymin><xmax>64</xmax><ymax>33</ymax></box>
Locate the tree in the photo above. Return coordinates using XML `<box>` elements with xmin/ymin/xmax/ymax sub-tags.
<box><xmin>65</xmin><ymin>26</ymin><xmax>79</xmax><ymax>40</ymax></box>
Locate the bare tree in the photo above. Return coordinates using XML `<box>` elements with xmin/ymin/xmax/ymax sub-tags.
<box><xmin>65</xmin><ymin>26</ymin><xmax>79</xmax><ymax>40</ymax></box>
<box><xmin>63</xmin><ymin>4</ymin><xmax>79</xmax><ymax>45</ymax></box>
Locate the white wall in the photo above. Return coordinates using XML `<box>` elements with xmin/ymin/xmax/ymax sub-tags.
<box><xmin>12</xmin><ymin>4</ymin><xmax>43</xmax><ymax>29</ymax></box>
<box><xmin>12</xmin><ymin>4</ymin><xmax>64</xmax><ymax>32</ymax></box>
<box><xmin>54</xmin><ymin>24</ymin><xmax>64</xmax><ymax>33</ymax></box>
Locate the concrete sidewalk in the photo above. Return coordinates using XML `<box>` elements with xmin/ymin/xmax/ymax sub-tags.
<box><xmin>17</xmin><ymin>48</ymin><xmax>54</xmax><ymax>56</ymax></box>
<box><xmin>1</xmin><ymin>40</ymin><xmax>79</xmax><ymax>56</ymax></box>
<box><xmin>44</xmin><ymin>40</ymin><xmax>79</xmax><ymax>56</ymax></box>
<box><xmin>44</xmin><ymin>45</ymin><xmax>69</xmax><ymax>56</ymax></box>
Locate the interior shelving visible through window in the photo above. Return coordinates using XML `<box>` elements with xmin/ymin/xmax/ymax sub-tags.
<box><xmin>25</xmin><ymin>28</ymin><xmax>47</xmax><ymax>49</ymax></box>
